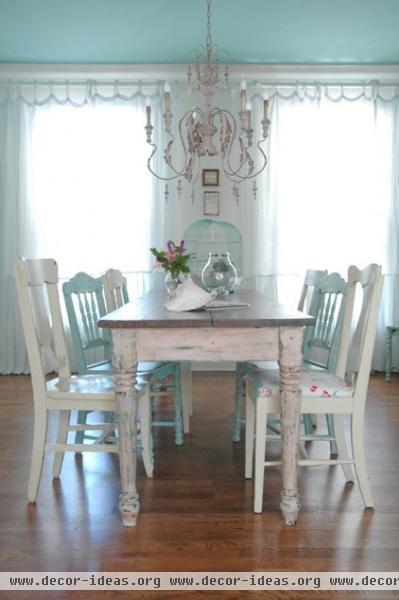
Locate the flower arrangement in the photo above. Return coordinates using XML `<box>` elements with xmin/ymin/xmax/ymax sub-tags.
<box><xmin>151</xmin><ymin>240</ymin><xmax>191</xmax><ymax>280</ymax></box>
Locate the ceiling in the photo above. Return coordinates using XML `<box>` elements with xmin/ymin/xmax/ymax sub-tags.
<box><xmin>0</xmin><ymin>0</ymin><xmax>399</xmax><ymax>65</ymax></box>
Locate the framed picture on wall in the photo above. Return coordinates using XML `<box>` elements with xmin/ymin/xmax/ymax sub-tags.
<box><xmin>203</xmin><ymin>191</ymin><xmax>220</xmax><ymax>216</ymax></box>
<box><xmin>202</xmin><ymin>168</ymin><xmax>219</xmax><ymax>186</ymax></box>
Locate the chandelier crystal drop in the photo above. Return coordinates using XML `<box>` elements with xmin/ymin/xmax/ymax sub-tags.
<box><xmin>145</xmin><ymin>0</ymin><xmax>270</xmax><ymax>185</ymax></box>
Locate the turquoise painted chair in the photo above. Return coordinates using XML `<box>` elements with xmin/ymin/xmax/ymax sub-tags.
<box><xmin>236</xmin><ymin>271</ymin><xmax>350</xmax><ymax>457</ymax></box>
<box><xmin>102</xmin><ymin>269</ymin><xmax>188</xmax><ymax>444</ymax></box>
<box><xmin>301</xmin><ymin>272</ymin><xmax>350</xmax><ymax>456</ymax></box>
<box><xmin>63</xmin><ymin>272</ymin><xmax>112</xmax><ymax>376</ymax></box>
<box><xmin>233</xmin><ymin>269</ymin><xmax>328</xmax><ymax>442</ymax></box>
<box><xmin>63</xmin><ymin>271</ymin><xmax>184</xmax><ymax>446</ymax></box>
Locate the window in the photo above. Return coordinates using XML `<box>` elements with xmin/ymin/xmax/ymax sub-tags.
<box><xmin>275</xmin><ymin>97</ymin><xmax>392</xmax><ymax>275</ymax></box>
<box><xmin>30</xmin><ymin>101</ymin><xmax>154</xmax><ymax>278</ymax></box>
<box><xmin>267</xmin><ymin>95</ymin><xmax>393</xmax><ymax>305</ymax></box>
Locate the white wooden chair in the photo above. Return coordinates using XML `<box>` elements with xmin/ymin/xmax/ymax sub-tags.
<box><xmin>14</xmin><ymin>258</ymin><xmax>153</xmax><ymax>503</ymax></box>
<box><xmin>233</xmin><ymin>269</ymin><xmax>328</xmax><ymax>442</ymax></box>
<box><xmin>245</xmin><ymin>264</ymin><xmax>383</xmax><ymax>513</ymax></box>
<box><xmin>103</xmin><ymin>268</ymin><xmax>192</xmax><ymax>437</ymax></box>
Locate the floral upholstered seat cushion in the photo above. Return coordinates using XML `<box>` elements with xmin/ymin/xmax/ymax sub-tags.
<box><xmin>247</xmin><ymin>369</ymin><xmax>353</xmax><ymax>399</ymax></box>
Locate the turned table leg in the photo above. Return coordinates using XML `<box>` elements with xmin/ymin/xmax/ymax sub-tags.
<box><xmin>111</xmin><ymin>329</ymin><xmax>140</xmax><ymax>527</ymax></box>
<box><xmin>279</xmin><ymin>326</ymin><xmax>303</xmax><ymax>525</ymax></box>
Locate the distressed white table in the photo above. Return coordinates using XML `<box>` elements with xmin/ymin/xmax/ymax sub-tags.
<box><xmin>98</xmin><ymin>289</ymin><xmax>314</xmax><ymax>527</ymax></box>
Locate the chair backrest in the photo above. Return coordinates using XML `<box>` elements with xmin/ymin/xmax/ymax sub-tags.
<box><xmin>62</xmin><ymin>272</ymin><xmax>110</xmax><ymax>374</ymax></box>
<box><xmin>102</xmin><ymin>268</ymin><xmax>129</xmax><ymax>312</ymax></box>
<box><xmin>297</xmin><ymin>269</ymin><xmax>328</xmax><ymax>312</ymax></box>
<box><xmin>14</xmin><ymin>258</ymin><xmax>71</xmax><ymax>398</ymax></box>
<box><xmin>303</xmin><ymin>272</ymin><xmax>347</xmax><ymax>373</ymax></box>
<box><xmin>344</xmin><ymin>264</ymin><xmax>384</xmax><ymax>398</ymax></box>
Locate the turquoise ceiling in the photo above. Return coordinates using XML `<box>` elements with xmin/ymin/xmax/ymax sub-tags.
<box><xmin>0</xmin><ymin>0</ymin><xmax>399</xmax><ymax>64</ymax></box>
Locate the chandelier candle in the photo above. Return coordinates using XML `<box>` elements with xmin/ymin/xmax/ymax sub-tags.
<box><xmin>240</xmin><ymin>79</ymin><xmax>247</xmax><ymax>112</ymax></box>
<box><xmin>145</xmin><ymin>98</ymin><xmax>153</xmax><ymax>143</ymax></box>
<box><xmin>164</xmin><ymin>82</ymin><xmax>171</xmax><ymax>113</ymax></box>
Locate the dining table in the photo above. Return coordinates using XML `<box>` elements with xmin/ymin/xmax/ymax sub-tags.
<box><xmin>98</xmin><ymin>289</ymin><xmax>315</xmax><ymax>527</ymax></box>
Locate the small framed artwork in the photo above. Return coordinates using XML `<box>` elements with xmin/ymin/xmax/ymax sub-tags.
<box><xmin>202</xmin><ymin>168</ymin><xmax>219</xmax><ymax>187</ymax></box>
<box><xmin>203</xmin><ymin>191</ymin><xmax>220</xmax><ymax>216</ymax></box>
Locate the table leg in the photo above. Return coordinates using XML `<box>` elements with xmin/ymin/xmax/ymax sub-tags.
<box><xmin>279</xmin><ymin>326</ymin><xmax>303</xmax><ymax>525</ymax></box>
<box><xmin>111</xmin><ymin>329</ymin><xmax>140</xmax><ymax>527</ymax></box>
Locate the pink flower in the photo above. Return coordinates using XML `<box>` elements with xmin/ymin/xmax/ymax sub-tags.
<box><xmin>310</xmin><ymin>384</ymin><xmax>318</xmax><ymax>392</ymax></box>
<box><xmin>150</xmin><ymin>239</ymin><xmax>189</xmax><ymax>274</ymax></box>
<box><xmin>165</xmin><ymin>248</ymin><xmax>176</xmax><ymax>262</ymax></box>
<box><xmin>322</xmin><ymin>390</ymin><xmax>331</xmax><ymax>397</ymax></box>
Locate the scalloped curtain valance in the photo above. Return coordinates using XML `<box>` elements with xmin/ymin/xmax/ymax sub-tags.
<box><xmin>1</xmin><ymin>79</ymin><xmax>399</xmax><ymax>107</ymax></box>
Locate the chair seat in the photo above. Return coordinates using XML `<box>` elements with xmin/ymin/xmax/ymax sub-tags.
<box><xmin>138</xmin><ymin>361</ymin><xmax>167</xmax><ymax>373</ymax></box>
<box><xmin>245</xmin><ymin>360</ymin><xmax>279</xmax><ymax>370</ymax></box>
<box><xmin>87</xmin><ymin>360</ymin><xmax>172</xmax><ymax>376</ymax></box>
<box><xmin>47</xmin><ymin>373</ymin><xmax>149</xmax><ymax>399</ymax></box>
<box><xmin>85</xmin><ymin>361</ymin><xmax>113</xmax><ymax>373</ymax></box>
<box><xmin>248</xmin><ymin>368</ymin><xmax>353</xmax><ymax>399</ymax></box>
<box><xmin>247</xmin><ymin>360</ymin><xmax>325</xmax><ymax>373</ymax></box>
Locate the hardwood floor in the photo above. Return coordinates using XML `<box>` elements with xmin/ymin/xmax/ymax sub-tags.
<box><xmin>0</xmin><ymin>372</ymin><xmax>398</xmax><ymax>599</ymax></box>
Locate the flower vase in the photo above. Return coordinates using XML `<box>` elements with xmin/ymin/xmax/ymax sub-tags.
<box><xmin>164</xmin><ymin>271</ymin><xmax>187</xmax><ymax>298</ymax></box>
<box><xmin>201</xmin><ymin>252</ymin><xmax>238</xmax><ymax>296</ymax></box>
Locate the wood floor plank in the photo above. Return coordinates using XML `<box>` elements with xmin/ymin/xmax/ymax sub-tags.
<box><xmin>0</xmin><ymin>372</ymin><xmax>398</xmax><ymax>599</ymax></box>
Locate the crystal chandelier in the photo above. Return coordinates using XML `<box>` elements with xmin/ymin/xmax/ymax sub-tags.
<box><xmin>144</xmin><ymin>0</ymin><xmax>270</xmax><ymax>186</ymax></box>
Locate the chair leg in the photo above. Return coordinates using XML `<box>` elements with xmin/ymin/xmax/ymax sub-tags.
<box><xmin>139</xmin><ymin>388</ymin><xmax>154</xmax><ymax>478</ymax></box>
<box><xmin>181</xmin><ymin>362</ymin><xmax>191</xmax><ymax>434</ymax></box>
<box><xmin>303</xmin><ymin>414</ymin><xmax>314</xmax><ymax>435</ymax></box>
<box><xmin>245</xmin><ymin>390</ymin><xmax>255</xmax><ymax>479</ymax></box>
<box><xmin>298</xmin><ymin>440</ymin><xmax>309</xmax><ymax>459</ymax></box>
<box><xmin>386</xmin><ymin>329</ymin><xmax>393</xmax><ymax>382</ymax></box>
<box><xmin>254</xmin><ymin>397</ymin><xmax>268</xmax><ymax>513</ymax></box>
<box><xmin>185</xmin><ymin>361</ymin><xmax>193</xmax><ymax>416</ymax></box>
<box><xmin>52</xmin><ymin>410</ymin><xmax>70</xmax><ymax>478</ymax></box>
<box><xmin>173</xmin><ymin>365</ymin><xmax>184</xmax><ymax>446</ymax></box>
<box><xmin>326</xmin><ymin>414</ymin><xmax>338</xmax><ymax>457</ymax></box>
<box><xmin>233</xmin><ymin>363</ymin><xmax>245</xmax><ymax>442</ymax></box>
<box><xmin>75</xmin><ymin>410</ymin><xmax>89</xmax><ymax>446</ymax></box>
<box><xmin>333</xmin><ymin>414</ymin><xmax>354</xmax><ymax>482</ymax></box>
<box><xmin>27</xmin><ymin>408</ymin><xmax>48</xmax><ymax>503</ymax></box>
<box><xmin>352</xmin><ymin>415</ymin><xmax>374</xmax><ymax>508</ymax></box>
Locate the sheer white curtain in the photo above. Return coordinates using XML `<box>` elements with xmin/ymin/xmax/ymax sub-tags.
<box><xmin>30</xmin><ymin>98</ymin><xmax>158</xmax><ymax>277</ymax></box>
<box><xmin>0</xmin><ymin>89</ymin><xmax>167</xmax><ymax>373</ymax></box>
<box><xmin>253</xmin><ymin>90</ymin><xmax>397</xmax><ymax>369</ymax></box>
<box><xmin>0</xmin><ymin>100</ymin><xmax>37</xmax><ymax>373</ymax></box>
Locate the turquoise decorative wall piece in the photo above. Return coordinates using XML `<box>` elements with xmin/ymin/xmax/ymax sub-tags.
<box><xmin>0</xmin><ymin>0</ymin><xmax>399</xmax><ymax>64</ymax></box>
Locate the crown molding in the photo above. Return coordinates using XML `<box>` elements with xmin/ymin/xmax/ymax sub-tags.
<box><xmin>1</xmin><ymin>63</ymin><xmax>399</xmax><ymax>84</ymax></box>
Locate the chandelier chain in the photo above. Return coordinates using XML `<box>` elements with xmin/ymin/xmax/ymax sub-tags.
<box><xmin>206</xmin><ymin>0</ymin><xmax>212</xmax><ymax>64</ymax></box>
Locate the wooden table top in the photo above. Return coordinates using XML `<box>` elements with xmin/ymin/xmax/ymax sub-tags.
<box><xmin>98</xmin><ymin>289</ymin><xmax>315</xmax><ymax>329</ymax></box>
